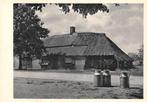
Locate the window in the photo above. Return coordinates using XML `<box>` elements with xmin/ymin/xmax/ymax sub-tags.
<box><xmin>65</xmin><ymin>57</ymin><xmax>73</xmax><ymax>63</ymax></box>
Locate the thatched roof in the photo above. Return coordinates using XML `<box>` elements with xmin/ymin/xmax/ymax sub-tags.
<box><xmin>44</xmin><ymin>32</ymin><xmax>132</xmax><ymax>61</ymax></box>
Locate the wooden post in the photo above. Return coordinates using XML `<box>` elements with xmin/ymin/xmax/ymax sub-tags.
<box><xmin>100</xmin><ymin>56</ymin><xmax>103</xmax><ymax>70</ymax></box>
<box><xmin>117</xmin><ymin>61</ymin><xmax>119</xmax><ymax>69</ymax></box>
<box><xmin>18</xmin><ymin>54</ymin><xmax>22</xmax><ymax>70</ymax></box>
<box><xmin>58</xmin><ymin>55</ymin><xmax>63</xmax><ymax>69</ymax></box>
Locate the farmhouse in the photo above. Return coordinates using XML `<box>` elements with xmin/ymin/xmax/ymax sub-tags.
<box><xmin>40</xmin><ymin>27</ymin><xmax>133</xmax><ymax>71</ymax></box>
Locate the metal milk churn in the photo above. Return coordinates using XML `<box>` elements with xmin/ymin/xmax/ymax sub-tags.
<box><xmin>94</xmin><ymin>69</ymin><xmax>103</xmax><ymax>87</ymax></box>
<box><xmin>120</xmin><ymin>72</ymin><xmax>130</xmax><ymax>88</ymax></box>
<box><xmin>102</xmin><ymin>70</ymin><xmax>111</xmax><ymax>87</ymax></box>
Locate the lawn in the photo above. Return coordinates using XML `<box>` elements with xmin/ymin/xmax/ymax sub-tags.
<box><xmin>14</xmin><ymin>77</ymin><xmax>143</xmax><ymax>99</ymax></box>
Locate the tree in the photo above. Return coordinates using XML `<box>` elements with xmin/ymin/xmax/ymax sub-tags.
<box><xmin>14</xmin><ymin>4</ymin><xmax>49</xmax><ymax>69</ymax></box>
<box><xmin>128</xmin><ymin>53</ymin><xmax>139</xmax><ymax>61</ymax></box>
<box><xmin>138</xmin><ymin>45</ymin><xmax>143</xmax><ymax>65</ymax></box>
<box><xmin>128</xmin><ymin>45</ymin><xmax>143</xmax><ymax>66</ymax></box>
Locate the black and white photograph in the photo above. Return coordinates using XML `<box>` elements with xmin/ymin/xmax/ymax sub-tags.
<box><xmin>13</xmin><ymin>3</ymin><xmax>143</xmax><ymax>99</ymax></box>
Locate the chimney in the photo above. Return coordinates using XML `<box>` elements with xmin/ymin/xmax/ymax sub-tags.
<box><xmin>70</xmin><ymin>26</ymin><xmax>75</xmax><ymax>34</ymax></box>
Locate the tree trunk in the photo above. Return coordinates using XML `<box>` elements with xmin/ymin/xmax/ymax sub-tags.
<box><xmin>19</xmin><ymin>54</ymin><xmax>22</xmax><ymax>70</ymax></box>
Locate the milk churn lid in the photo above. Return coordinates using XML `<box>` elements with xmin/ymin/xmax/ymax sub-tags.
<box><xmin>94</xmin><ymin>69</ymin><xmax>101</xmax><ymax>75</ymax></box>
<box><xmin>120</xmin><ymin>71</ymin><xmax>130</xmax><ymax>77</ymax></box>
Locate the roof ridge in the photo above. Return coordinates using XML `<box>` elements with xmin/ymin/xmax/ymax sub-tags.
<box><xmin>49</xmin><ymin>32</ymin><xmax>105</xmax><ymax>37</ymax></box>
<box><xmin>78</xmin><ymin>32</ymin><xmax>105</xmax><ymax>34</ymax></box>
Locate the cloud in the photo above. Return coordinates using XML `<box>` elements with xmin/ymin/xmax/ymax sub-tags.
<box><xmin>36</xmin><ymin>4</ymin><xmax>143</xmax><ymax>54</ymax></box>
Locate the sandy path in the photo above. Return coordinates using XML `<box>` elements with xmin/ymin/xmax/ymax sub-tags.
<box><xmin>14</xmin><ymin>71</ymin><xmax>143</xmax><ymax>87</ymax></box>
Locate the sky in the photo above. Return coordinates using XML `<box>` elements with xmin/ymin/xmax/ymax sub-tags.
<box><xmin>36</xmin><ymin>4</ymin><xmax>143</xmax><ymax>54</ymax></box>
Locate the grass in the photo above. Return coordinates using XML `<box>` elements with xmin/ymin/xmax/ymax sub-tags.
<box><xmin>14</xmin><ymin>77</ymin><xmax>143</xmax><ymax>99</ymax></box>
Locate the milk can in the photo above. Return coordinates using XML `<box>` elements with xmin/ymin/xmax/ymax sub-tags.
<box><xmin>94</xmin><ymin>69</ymin><xmax>103</xmax><ymax>87</ymax></box>
<box><xmin>120</xmin><ymin>72</ymin><xmax>130</xmax><ymax>88</ymax></box>
<box><xmin>102</xmin><ymin>70</ymin><xmax>111</xmax><ymax>87</ymax></box>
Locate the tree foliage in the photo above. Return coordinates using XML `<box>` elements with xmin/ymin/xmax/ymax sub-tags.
<box><xmin>14</xmin><ymin>4</ymin><xmax>49</xmax><ymax>69</ymax></box>
<box><xmin>14</xmin><ymin>3</ymin><xmax>46</xmax><ymax>11</ymax></box>
<box><xmin>56</xmin><ymin>4</ymin><xmax>109</xmax><ymax>18</ymax></box>
<box><xmin>128</xmin><ymin>53</ymin><xmax>139</xmax><ymax>61</ymax></box>
<box><xmin>18</xmin><ymin>3</ymin><xmax>109</xmax><ymax>18</ymax></box>
<box><xmin>128</xmin><ymin>45</ymin><xmax>143</xmax><ymax>66</ymax></box>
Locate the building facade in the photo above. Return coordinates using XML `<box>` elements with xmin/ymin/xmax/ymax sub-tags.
<box><xmin>40</xmin><ymin>27</ymin><xmax>133</xmax><ymax>71</ymax></box>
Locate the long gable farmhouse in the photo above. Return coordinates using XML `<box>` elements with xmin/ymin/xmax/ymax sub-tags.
<box><xmin>41</xmin><ymin>27</ymin><xmax>133</xmax><ymax>71</ymax></box>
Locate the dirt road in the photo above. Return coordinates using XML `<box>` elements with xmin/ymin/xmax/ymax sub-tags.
<box><xmin>14</xmin><ymin>70</ymin><xmax>143</xmax><ymax>87</ymax></box>
<box><xmin>14</xmin><ymin>78</ymin><xmax>143</xmax><ymax>98</ymax></box>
